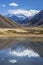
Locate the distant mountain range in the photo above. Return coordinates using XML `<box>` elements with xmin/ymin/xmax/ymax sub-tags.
<box><xmin>7</xmin><ymin>10</ymin><xmax>39</xmax><ymax>25</ymax></box>
<box><xmin>7</xmin><ymin>14</ymin><xmax>29</xmax><ymax>24</ymax></box>
<box><xmin>7</xmin><ymin>10</ymin><xmax>43</xmax><ymax>27</ymax></box>
<box><xmin>0</xmin><ymin>10</ymin><xmax>43</xmax><ymax>28</ymax></box>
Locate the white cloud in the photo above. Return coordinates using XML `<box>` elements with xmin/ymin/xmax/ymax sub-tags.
<box><xmin>8</xmin><ymin>9</ymin><xmax>40</xmax><ymax>17</ymax></box>
<box><xmin>9</xmin><ymin>59</ymin><xmax>17</xmax><ymax>64</ymax></box>
<box><xmin>9</xmin><ymin>3</ymin><xmax>19</xmax><ymax>6</ymax></box>
<box><xmin>9</xmin><ymin>48</ymin><xmax>39</xmax><ymax>57</ymax></box>
<box><xmin>0</xmin><ymin>4</ymin><xmax>6</xmax><ymax>7</ymax></box>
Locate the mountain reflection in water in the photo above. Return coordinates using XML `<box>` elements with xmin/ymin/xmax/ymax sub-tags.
<box><xmin>0</xmin><ymin>38</ymin><xmax>43</xmax><ymax>65</ymax></box>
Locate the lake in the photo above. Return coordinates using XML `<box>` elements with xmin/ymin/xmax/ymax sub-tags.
<box><xmin>0</xmin><ymin>37</ymin><xmax>43</xmax><ymax>65</ymax></box>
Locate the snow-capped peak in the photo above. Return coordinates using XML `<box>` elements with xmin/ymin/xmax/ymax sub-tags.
<box><xmin>8</xmin><ymin>9</ymin><xmax>40</xmax><ymax>17</ymax></box>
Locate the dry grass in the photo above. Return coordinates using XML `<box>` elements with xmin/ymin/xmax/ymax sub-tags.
<box><xmin>0</xmin><ymin>27</ymin><xmax>43</xmax><ymax>38</ymax></box>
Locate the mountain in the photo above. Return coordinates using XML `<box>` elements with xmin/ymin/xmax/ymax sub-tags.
<box><xmin>7</xmin><ymin>10</ymin><xmax>39</xmax><ymax>25</ymax></box>
<box><xmin>7</xmin><ymin>14</ymin><xmax>30</xmax><ymax>24</ymax></box>
<box><xmin>4</xmin><ymin>9</ymin><xmax>43</xmax><ymax>27</ymax></box>
<box><xmin>0</xmin><ymin>15</ymin><xmax>19</xmax><ymax>28</ymax></box>
<box><xmin>28</xmin><ymin>10</ymin><xmax>43</xmax><ymax>27</ymax></box>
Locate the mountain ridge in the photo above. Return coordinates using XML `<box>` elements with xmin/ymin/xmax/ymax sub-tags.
<box><xmin>0</xmin><ymin>10</ymin><xmax>43</xmax><ymax>28</ymax></box>
<box><xmin>28</xmin><ymin>10</ymin><xmax>43</xmax><ymax>27</ymax></box>
<box><xmin>0</xmin><ymin>15</ymin><xmax>20</xmax><ymax>28</ymax></box>
<box><xmin>8</xmin><ymin>10</ymin><xmax>43</xmax><ymax>27</ymax></box>
<box><xmin>7</xmin><ymin>9</ymin><xmax>39</xmax><ymax>25</ymax></box>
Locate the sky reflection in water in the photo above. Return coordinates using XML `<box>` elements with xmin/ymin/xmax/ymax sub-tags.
<box><xmin>0</xmin><ymin>39</ymin><xmax>43</xmax><ymax>65</ymax></box>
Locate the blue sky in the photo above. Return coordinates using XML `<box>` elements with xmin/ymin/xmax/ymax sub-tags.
<box><xmin>0</xmin><ymin>0</ymin><xmax>43</xmax><ymax>15</ymax></box>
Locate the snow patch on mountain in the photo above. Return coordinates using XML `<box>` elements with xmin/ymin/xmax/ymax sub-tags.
<box><xmin>8</xmin><ymin>9</ymin><xmax>40</xmax><ymax>17</ymax></box>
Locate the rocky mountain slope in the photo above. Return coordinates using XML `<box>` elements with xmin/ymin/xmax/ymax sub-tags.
<box><xmin>0</xmin><ymin>15</ymin><xmax>20</xmax><ymax>28</ymax></box>
<box><xmin>28</xmin><ymin>10</ymin><xmax>43</xmax><ymax>27</ymax></box>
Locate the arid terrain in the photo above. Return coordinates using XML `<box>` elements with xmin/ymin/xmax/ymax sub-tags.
<box><xmin>0</xmin><ymin>27</ymin><xmax>43</xmax><ymax>39</ymax></box>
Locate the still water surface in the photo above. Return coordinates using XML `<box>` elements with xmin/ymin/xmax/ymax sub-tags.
<box><xmin>0</xmin><ymin>38</ymin><xmax>43</xmax><ymax>65</ymax></box>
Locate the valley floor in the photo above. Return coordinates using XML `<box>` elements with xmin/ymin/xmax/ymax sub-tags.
<box><xmin>0</xmin><ymin>27</ymin><xmax>43</xmax><ymax>39</ymax></box>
